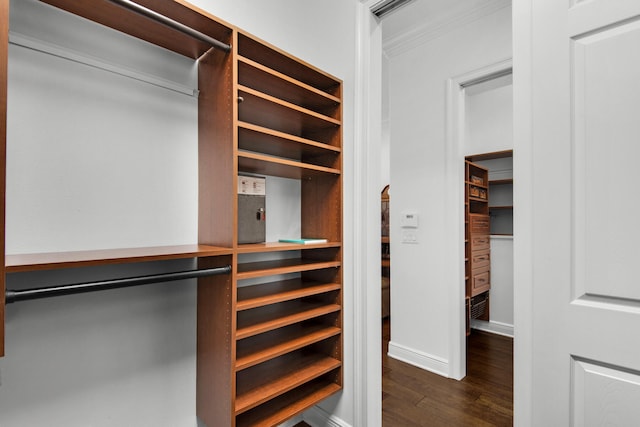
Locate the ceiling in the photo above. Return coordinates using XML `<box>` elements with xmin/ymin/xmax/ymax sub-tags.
<box><xmin>380</xmin><ymin>0</ymin><xmax>506</xmax><ymax>44</ymax></box>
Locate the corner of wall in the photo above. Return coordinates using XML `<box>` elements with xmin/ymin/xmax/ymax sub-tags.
<box><xmin>387</xmin><ymin>341</ymin><xmax>450</xmax><ymax>377</ymax></box>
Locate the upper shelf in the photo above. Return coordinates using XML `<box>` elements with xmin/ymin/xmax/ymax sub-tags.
<box><xmin>238</xmin><ymin>151</ymin><xmax>340</xmax><ymax>180</ymax></box>
<box><xmin>466</xmin><ymin>180</ymin><xmax>488</xmax><ymax>189</ymax></box>
<box><xmin>40</xmin><ymin>0</ymin><xmax>233</xmax><ymax>59</ymax></box>
<box><xmin>489</xmin><ymin>178</ymin><xmax>513</xmax><ymax>185</ymax></box>
<box><xmin>5</xmin><ymin>244</ymin><xmax>233</xmax><ymax>273</ymax></box>
<box><xmin>237</xmin><ymin>33</ymin><xmax>341</xmax><ymax>98</ymax></box>
<box><xmin>237</xmin><ymin>242</ymin><xmax>341</xmax><ymax>254</ymax></box>
<box><xmin>238</xmin><ymin>122</ymin><xmax>340</xmax><ymax>161</ymax></box>
<box><xmin>466</xmin><ymin>149</ymin><xmax>513</xmax><ymax>163</ymax></box>
<box><xmin>238</xmin><ymin>86</ymin><xmax>340</xmax><ymax>144</ymax></box>
<box><xmin>238</xmin><ymin>57</ymin><xmax>340</xmax><ymax>117</ymax></box>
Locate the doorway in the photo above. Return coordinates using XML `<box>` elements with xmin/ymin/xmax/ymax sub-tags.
<box><xmin>446</xmin><ymin>60</ymin><xmax>513</xmax><ymax>379</ymax></box>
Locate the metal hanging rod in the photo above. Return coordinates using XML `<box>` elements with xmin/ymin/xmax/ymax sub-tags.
<box><xmin>105</xmin><ymin>0</ymin><xmax>231</xmax><ymax>53</ymax></box>
<box><xmin>5</xmin><ymin>265</ymin><xmax>231</xmax><ymax>304</ymax></box>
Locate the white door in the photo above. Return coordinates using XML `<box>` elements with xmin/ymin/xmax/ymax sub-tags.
<box><xmin>514</xmin><ymin>0</ymin><xmax>640</xmax><ymax>425</ymax></box>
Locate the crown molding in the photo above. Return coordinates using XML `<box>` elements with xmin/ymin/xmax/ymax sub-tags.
<box><xmin>383</xmin><ymin>0</ymin><xmax>511</xmax><ymax>57</ymax></box>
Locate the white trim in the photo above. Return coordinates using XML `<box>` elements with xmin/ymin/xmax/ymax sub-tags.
<box><xmin>341</xmin><ymin>2</ymin><xmax>383</xmax><ymax>427</ymax></box>
<box><xmin>513</xmin><ymin>0</ymin><xmax>534</xmax><ymax>424</ymax></box>
<box><xmin>304</xmin><ymin>406</ymin><xmax>352</xmax><ymax>427</ymax></box>
<box><xmin>491</xmin><ymin>235</ymin><xmax>514</xmax><ymax>240</ymax></box>
<box><xmin>445</xmin><ymin>58</ymin><xmax>513</xmax><ymax>381</ymax></box>
<box><xmin>445</xmin><ymin>71</ymin><xmax>468</xmax><ymax>381</ymax></box>
<box><xmin>471</xmin><ymin>319</ymin><xmax>515</xmax><ymax>338</ymax></box>
<box><xmin>387</xmin><ymin>341</ymin><xmax>450</xmax><ymax>377</ymax></box>
<box><xmin>384</xmin><ymin>0</ymin><xmax>511</xmax><ymax>57</ymax></box>
<box><xmin>8</xmin><ymin>31</ymin><xmax>198</xmax><ymax>97</ymax></box>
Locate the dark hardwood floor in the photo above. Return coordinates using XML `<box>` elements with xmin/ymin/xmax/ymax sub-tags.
<box><xmin>296</xmin><ymin>319</ymin><xmax>512</xmax><ymax>427</ymax></box>
<box><xmin>382</xmin><ymin>319</ymin><xmax>513</xmax><ymax>426</ymax></box>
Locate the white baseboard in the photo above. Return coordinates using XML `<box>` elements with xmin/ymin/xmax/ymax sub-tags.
<box><xmin>470</xmin><ymin>319</ymin><xmax>514</xmax><ymax>338</ymax></box>
<box><xmin>303</xmin><ymin>405</ymin><xmax>351</xmax><ymax>427</ymax></box>
<box><xmin>387</xmin><ymin>341</ymin><xmax>449</xmax><ymax>377</ymax></box>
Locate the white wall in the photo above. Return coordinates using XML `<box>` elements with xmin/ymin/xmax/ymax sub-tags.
<box><xmin>464</xmin><ymin>75</ymin><xmax>513</xmax><ymax>156</ymax></box>
<box><xmin>380</xmin><ymin>54</ymin><xmax>391</xmax><ymax>191</ymax></box>
<box><xmin>465</xmin><ymin>80</ymin><xmax>514</xmax><ymax>335</ymax></box>
<box><xmin>488</xmin><ymin>236</ymin><xmax>514</xmax><ymax>327</ymax></box>
<box><xmin>0</xmin><ymin>0</ymin><xmax>361</xmax><ymax>426</ymax></box>
<box><xmin>386</xmin><ymin>6</ymin><xmax>511</xmax><ymax>375</ymax></box>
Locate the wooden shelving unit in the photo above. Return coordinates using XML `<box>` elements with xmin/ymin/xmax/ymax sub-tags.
<box><xmin>0</xmin><ymin>0</ymin><xmax>235</xmax><ymax>357</ymax></box>
<box><xmin>1</xmin><ymin>1</ymin><xmax>343</xmax><ymax>426</ymax></box>
<box><xmin>465</xmin><ymin>160</ymin><xmax>491</xmax><ymax>332</ymax></box>
<box><xmin>467</xmin><ymin>150</ymin><xmax>513</xmax><ymax>236</ymax></box>
<box><xmin>381</xmin><ymin>185</ymin><xmax>390</xmax><ymax>318</ymax></box>
<box><xmin>212</xmin><ymin>28</ymin><xmax>343</xmax><ymax>426</ymax></box>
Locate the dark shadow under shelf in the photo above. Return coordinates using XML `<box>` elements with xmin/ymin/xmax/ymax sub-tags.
<box><xmin>235</xmin><ymin>377</ymin><xmax>341</xmax><ymax>427</ymax></box>
<box><xmin>237</xmin><ymin>279</ymin><xmax>341</xmax><ymax>311</ymax></box>
<box><xmin>236</xmin><ymin>323</ymin><xmax>341</xmax><ymax>371</ymax></box>
<box><xmin>236</xmin><ymin>301</ymin><xmax>341</xmax><ymax>340</ymax></box>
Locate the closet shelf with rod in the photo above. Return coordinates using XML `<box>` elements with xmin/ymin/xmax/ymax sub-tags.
<box><xmin>5</xmin><ymin>265</ymin><xmax>232</xmax><ymax>304</ymax></box>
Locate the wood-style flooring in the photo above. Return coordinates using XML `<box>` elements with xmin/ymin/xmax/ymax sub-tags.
<box><xmin>295</xmin><ymin>319</ymin><xmax>513</xmax><ymax>427</ymax></box>
<box><xmin>382</xmin><ymin>319</ymin><xmax>513</xmax><ymax>426</ymax></box>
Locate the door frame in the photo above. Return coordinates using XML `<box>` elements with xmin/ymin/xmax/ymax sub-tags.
<box><xmin>445</xmin><ymin>58</ymin><xmax>513</xmax><ymax>380</ymax></box>
<box><xmin>512</xmin><ymin>0</ymin><xmax>533</xmax><ymax>422</ymax></box>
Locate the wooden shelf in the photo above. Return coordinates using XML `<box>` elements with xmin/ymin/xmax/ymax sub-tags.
<box><xmin>466</xmin><ymin>149</ymin><xmax>513</xmax><ymax>162</ymax></box>
<box><xmin>469</xmin><ymin>196</ymin><xmax>489</xmax><ymax>203</ymax></box>
<box><xmin>238</xmin><ymin>57</ymin><xmax>340</xmax><ymax>114</ymax></box>
<box><xmin>238</xmin><ymin>122</ymin><xmax>340</xmax><ymax>160</ymax></box>
<box><xmin>236</xmin><ymin>301</ymin><xmax>341</xmax><ymax>340</ymax></box>
<box><xmin>489</xmin><ymin>178</ymin><xmax>513</xmax><ymax>185</ymax></box>
<box><xmin>238</xmin><ymin>151</ymin><xmax>340</xmax><ymax>179</ymax></box>
<box><xmin>5</xmin><ymin>244</ymin><xmax>233</xmax><ymax>273</ymax></box>
<box><xmin>235</xmin><ymin>352</ymin><xmax>341</xmax><ymax>415</ymax></box>
<box><xmin>238</xmin><ymin>87</ymin><xmax>340</xmax><ymax>143</ymax></box>
<box><xmin>236</xmin><ymin>324</ymin><xmax>340</xmax><ymax>370</ymax></box>
<box><xmin>239</xmin><ymin>86</ymin><xmax>339</xmax><ymax>125</ymax></box>
<box><xmin>237</xmin><ymin>33</ymin><xmax>340</xmax><ymax>98</ymax></box>
<box><xmin>237</xmin><ymin>279</ymin><xmax>341</xmax><ymax>311</ymax></box>
<box><xmin>40</xmin><ymin>0</ymin><xmax>232</xmax><ymax>60</ymax></box>
<box><xmin>236</xmin><ymin>378</ymin><xmax>341</xmax><ymax>427</ymax></box>
<box><xmin>237</xmin><ymin>241</ymin><xmax>340</xmax><ymax>254</ymax></box>
<box><xmin>237</xmin><ymin>258</ymin><xmax>341</xmax><ymax>280</ymax></box>
<box><xmin>466</xmin><ymin>181</ymin><xmax>488</xmax><ymax>189</ymax></box>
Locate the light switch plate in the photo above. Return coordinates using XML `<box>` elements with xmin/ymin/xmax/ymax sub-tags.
<box><xmin>402</xmin><ymin>229</ymin><xmax>418</xmax><ymax>243</ymax></box>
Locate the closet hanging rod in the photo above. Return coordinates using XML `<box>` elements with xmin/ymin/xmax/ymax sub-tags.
<box><xmin>105</xmin><ymin>0</ymin><xmax>231</xmax><ymax>53</ymax></box>
<box><xmin>5</xmin><ymin>265</ymin><xmax>231</xmax><ymax>304</ymax></box>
